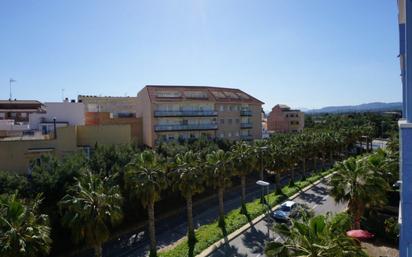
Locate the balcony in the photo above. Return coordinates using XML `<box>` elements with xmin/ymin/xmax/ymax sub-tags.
<box><xmin>154</xmin><ymin>123</ymin><xmax>218</xmax><ymax>132</ymax></box>
<box><xmin>240</xmin><ymin>135</ymin><xmax>253</xmax><ymax>141</ymax></box>
<box><xmin>154</xmin><ymin>110</ymin><xmax>218</xmax><ymax>117</ymax></box>
<box><xmin>240</xmin><ymin>110</ymin><xmax>252</xmax><ymax>116</ymax></box>
<box><xmin>240</xmin><ymin>122</ymin><xmax>253</xmax><ymax>129</ymax></box>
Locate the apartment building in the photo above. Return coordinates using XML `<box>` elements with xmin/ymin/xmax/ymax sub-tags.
<box><xmin>78</xmin><ymin>95</ymin><xmax>139</xmax><ymax>118</ymax></box>
<box><xmin>0</xmin><ymin>100</ymin><xmax>45</xmax><ymax>138</ymax></box>
<box><xmin>29</xmin><ymin>99</ymin><xmax>85</xmax><ymax>134</ymax></box>
<box><xmin>267</xmin><ymin>104</ymin><xmax>304</xmax><ymax>133</ymax></box>
<box><xmin>136</xmin><ymin>85</ymin><xmax>263</xmax><ymax>147</ymax></box>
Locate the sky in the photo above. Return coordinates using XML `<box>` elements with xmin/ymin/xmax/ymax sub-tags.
<box><xmin>0</xmin><ymin>0</ymin><xmax>401</xmax><ymax>110</ymax></box>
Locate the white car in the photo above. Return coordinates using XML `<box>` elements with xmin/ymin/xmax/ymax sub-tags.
<box><xmin>271</xmin><ymin>201</ymin><xmax>297</xmax><ymax>221</ymax></box>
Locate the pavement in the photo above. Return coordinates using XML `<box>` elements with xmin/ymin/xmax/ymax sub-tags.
<box><xmin>206</xmin><ymin>179</ymin><xmax>346</xmax><ymax>257</ymax></box>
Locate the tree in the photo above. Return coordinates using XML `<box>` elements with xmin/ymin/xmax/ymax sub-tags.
<box><xmin>231</xmin><ymin>142</ymin><xmax>255</xmax><ymax>213</ymax></box>
<box><xmin>206</xmin><ymin>149</ymin><xmax>233</xmax><ymax>228</ymax></box>
<box><xmin>125</xmin><ymin>150</ymin><xmax>168</xmax><ymax>257</ymax></box>
<box><xmin>265</xmin><ymin>214</ymin><xmax>367</xmax><ymax>257</ymax></box>
<box><xmin>330</xmin><ymin>157</ymin><xmax>389</xmax><ymax>229</ymax></box>
<box><xmin>59</xmin><ymin>170</ymin><xmax>123</xmax><ymax>257</ymax></box>
<box><xmin>171</xmin><ymin>151</ymin><xmax>205</xmax><ymax>242</ymax></box>
<box><xmin>0</xmin><ymin>193</ymin><xmax>51</xmax><ymax>257</ymax></box>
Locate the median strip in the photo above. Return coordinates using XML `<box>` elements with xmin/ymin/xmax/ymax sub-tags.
<box><xmin>158</xmin><ymin>169</ymin><xmax>334</xmax><ymax>257</ymax></box>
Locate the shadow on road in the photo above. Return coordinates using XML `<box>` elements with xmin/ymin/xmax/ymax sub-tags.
<box><xmin>241</xmin><ymin>226</ymin><xmax>267</xmax><ymax>254</ymax></box>
<box><xmin>298</xmin><ymin>192</ymin><xmax>326</xmax><ymax>205</ymax></box>
<box><xmin>212</xmin><ymin>243</ymin><xmax>248</xmax><ymax>257</ymax></box>
<box><xmin>311</xmin><ymin>185</ymin><xmax>329</xmax><ymax>196</ymax></box>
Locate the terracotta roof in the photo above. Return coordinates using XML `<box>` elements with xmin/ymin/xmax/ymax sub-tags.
<box><xmin>0</xmin><ymin>100</ymin><xmax>45</xmax><ymax>112</ymax></box>
<box><xmin>144</xmin><ymin>85</ymin><xmax>264</xmax><ymax>104</ymax></box>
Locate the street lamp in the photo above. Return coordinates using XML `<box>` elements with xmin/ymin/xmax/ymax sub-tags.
<box><xmin>259</xmin><ymin>146</ymin><xmax>268</xmax><ymax>203</ymax></box>
<box><xmin>256</xmin><ymin>180</ymin><xmax>270</xmax><ymax>208</ymax></box>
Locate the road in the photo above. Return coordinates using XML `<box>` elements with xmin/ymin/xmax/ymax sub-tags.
<box><xmin>77</xmin><ymin>168</ymin><xmax>324</xmax><ymax>257</ymax></box>
<box><xmin>207</xmin><ymin>179</ymin><xmax>346</xmax><ymax>257</ymax></box>
<box><xmin>89</xmin><ymin>174</ymin><xmax>296</xmax><ymax>257</ymax></box>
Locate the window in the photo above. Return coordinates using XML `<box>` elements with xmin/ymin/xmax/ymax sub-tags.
<box><xmin>220</xmin><ymin>132</ymin><xmax>225</xmax><ymax>138</ymax></box>
<box><xmin>235</xmin><ymin>131</ymin><xmax>239</xmax><ymax>137</ymax></box>
<box><xmin>286</xmin><ymin>114</ymin><xmax>289</xmax><ymax>118</ymax></box>
<box><xmin>236</xmin><ymin>118</ymin><xmax>240</xmax><ymax>124</ymax></box>
<box><xmin>228</xmin><ymin>119</ymin><xmax>232</xmax><ymax>124</ymax></box>
<box><xmin>220</xmin><ymin>119</ymin><xmax>225</xmax><ymax>124</ymax></box>
<box><xmin>156</xmin><ymin>91</ymin><xmax>182</xmax><ymax>98</ymax></box>
<box><xmin>228</xmin><ymin>132</ymin><xmax>232</xmax><ymax>137</ymax></box>
<box><xmin>220</xmin><ymin>105</ymin><xmax>224</xmax><ymax>111</ymax></box>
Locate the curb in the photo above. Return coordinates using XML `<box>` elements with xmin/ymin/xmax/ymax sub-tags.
<box><xmin>196</xmin><ymin>172</ymin><xmax>336</xmax><ymax>257</ymax></box>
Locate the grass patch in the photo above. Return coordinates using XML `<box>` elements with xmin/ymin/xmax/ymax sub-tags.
<box><xmin>159</xmin><ymin>168</ymin><xmax>333</xmax><ymax>257</ymax></box>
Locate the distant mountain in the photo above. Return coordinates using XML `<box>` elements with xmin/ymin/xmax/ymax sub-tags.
<box><xmin>306</xmin><ymin>102</ymin><xmax>402</xmax><ymax>114</ymax></box>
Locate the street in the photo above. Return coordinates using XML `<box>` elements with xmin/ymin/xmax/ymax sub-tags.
<box><xmin>207</xmin><ymin>179</ymin><xmax>346</xmax><ymax>257</ymax></box>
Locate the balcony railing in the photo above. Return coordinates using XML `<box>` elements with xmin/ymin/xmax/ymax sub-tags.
<box><xmin>240</xmin><ymin>110</ymin><xmax>252</xmax><ymax>116</ymax></box>
<box><xmin>154</xmin><ymin>110</ymin><xmax>218</xmax><ymax>117</ymax></box>
<box><xmin>240</xmin><ymin>122</ymin><xmax>253</xmax><ymax>128</ymax></box>
<box><xmin>154</xmin><ymin>123</ymin><xmax>218</xmax><ymax>132</ymax></box>
<box><xmin>240</xmin><ymin>135</ymin><xmax>253</xmax><ymax>141</ymax></box>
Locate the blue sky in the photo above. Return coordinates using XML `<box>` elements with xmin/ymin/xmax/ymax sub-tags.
<box><xmin>0</xmin><ymin>0</ymin><xmax>401</xmax><ymax>110</ymax></box>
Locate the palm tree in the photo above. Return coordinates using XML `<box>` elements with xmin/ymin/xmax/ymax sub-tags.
<box><xmin>253</xmin><ymin>140</ymin><xmax>269</xmax><ymax>181</ymax></box>
<box><xmin>231</xmin><ymin>142</ymin><xmax>254</xmax><ymax>213</ymax></box>
<box><xmin>59</xmin><ymin>170</ymin><xmax>123</xmax><ymax>257</ymax></box>
<box><xmin>206</xmin><ymin>149</ymin><xmax>233</xmax><ymax>227</ymax></box>
<box><xmin>265</xmin><ymin>214</ymin><xmax>367</xmax><ymax>257</ymax></box>
<box><xmin>0</xmin><ymin>193</ymin><xmax>51</xmax><ymax>257</ymax></box>
<box><xmin>330</xmin><ymin>157</ymin><xmax>389</xmax><ymax>229</ymax></box>
<box><xmin>125</xmin><ymin>150</ymin><xmax>168</xmax><ymax>257</ymax></box>
<box><xmin>172</xmin><ymin>151</ymin><xmax>205</xmax><ymax>242</ymax></box>
<box><xmin>266</xmin><ymin>143</ymin><xmax>288</xmax><ymax>194</ymax></box>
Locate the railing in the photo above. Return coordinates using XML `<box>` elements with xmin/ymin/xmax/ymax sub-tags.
<box><xmin>154</xmin><ymin>123</ymin><xmax>218</xmax><ymax>132</ymax></box>
<box><xmin>240</xmin><ymin>110</ymin><xmax>252</xmax><ymax>116</ymax></box>
<box><xmin>154</xmin><ymin>110</ymin><xmax>218</xmax><ymax>117</ymax></box>
<box><xmin>240</xmin><ymin>122</ymin><xmax>253</xmax><ymax>128</ymax></box>
<box><xmin>240</xmin><ymin>135</ymin><xmax>253</xmax><ymax>140</ymax></box>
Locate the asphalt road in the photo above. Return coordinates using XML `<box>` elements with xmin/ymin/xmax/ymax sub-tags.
<box><xmin>207</xmin><ymin>179</ymin><xmax>346</xmax><ymax>257</ymax></box>
<box><xmin>77</xmin><ymin>168</ymin><xmax>325</xmax><ymax>257</ymax></box>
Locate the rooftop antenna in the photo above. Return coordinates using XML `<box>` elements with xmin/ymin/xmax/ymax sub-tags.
<box><xmin>9</xmin><ymin>78</ymin><xmax>16</xmax><ymax>100</ymax></box>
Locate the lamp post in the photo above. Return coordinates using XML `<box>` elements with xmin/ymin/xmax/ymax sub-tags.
<box><xmin>259</xmin><ymin>146</ymin><xmax>268</xmax><ymax>203</ymax></box>
<box><xmin>256</xmin><ymin>180</ymin><xmax>270</xmax><ymax>210</ymax></box>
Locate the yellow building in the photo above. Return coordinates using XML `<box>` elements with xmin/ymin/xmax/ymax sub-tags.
<box><xmin>0</xmin><ymin>124</ymin><xmax>136</xmax><ymax>174</ymax></box>
<box><xmin>136</xmin><ymin>85</ymin><xmax>264</xmax><ymax>147</ymax></box>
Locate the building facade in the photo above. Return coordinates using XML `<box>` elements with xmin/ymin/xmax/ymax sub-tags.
<box><xmin>136</xmin><ymin>85</ymin><xmax>263</xmax><ymax>147</ymax></box>
<box><xmin>267</xmin><ymin>104</ymin><xmax>304</xmax><ymax>133</ymax></box>
<box><xmin>0</xmin><ymin>100</ymin><xmax>45</xmax><ymax>138</ymax></box>
<box><xmin>29</xmin><ymin>100</ymin><xmax>85</xmax><ymax>134</ymax></box>
<box><xmin>78</xmin><ymin>95</ymin><xmax>139</xmax><ymax>118</ymax></box>
<box><xmin>398</xmin><ymin>0</ymin><xmax>412</xmax><ymax>255</ymax></box>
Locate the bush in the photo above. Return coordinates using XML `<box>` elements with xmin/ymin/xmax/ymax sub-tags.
<box><xmin>0</xmin><ymin>170</ymin><xmax>29</xmax><ymax>196</ymax></box>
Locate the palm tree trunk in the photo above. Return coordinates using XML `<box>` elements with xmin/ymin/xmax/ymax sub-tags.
<box><xmin>94</xmin><ymin>244</ymin><xmax>102</xmax><ymax>257</ymax></box>
<box><xmin>290</xmin><ymin>167</ymin><xmax>295</xmax><ymax>185</ymax></box>
<box><xmin>241</xmin><ymin>175</ymin><xmax>246</xmax><ymax>205</ymax></box>
<box><xmin>302</xmin><ymin>159</ymin><xmax>306</xmax><ymax>178</ymax></box>
<box><xmin>313</xmin><ymin>157</ymin><xmax>317</xmax><ymax>171</ymax></box>
<box><xmin>218</xmin><ymin>187</ymin><xmax>225</xmax><ymax>227</ymax></box>
<box><xmin>275</xmin><ymin>173</ymin><xmax>281</xmax><ymax>194</ymax></box>
<box><xmin>148</xmin><ymin>200</ymin><xmax>157</xmax><ymax>257</ymax></box>
<box><xmin>186</xmin><ymin>194</ymin><xmax>195</xmax><ymax>242</ymax></box>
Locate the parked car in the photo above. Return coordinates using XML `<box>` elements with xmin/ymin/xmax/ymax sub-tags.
<box><xmin>271</xmin><ymin>201</ymin><xmax>297</xmax><ymax>221</ymax></box>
